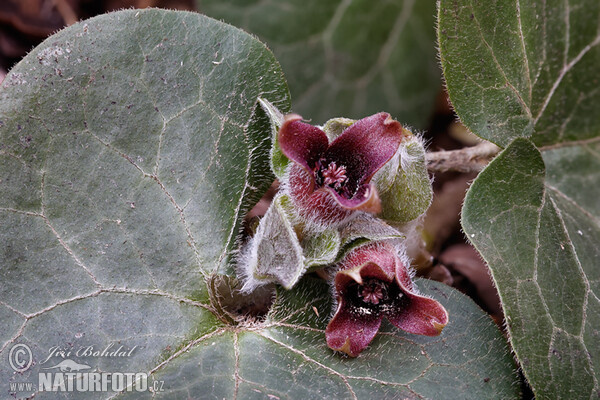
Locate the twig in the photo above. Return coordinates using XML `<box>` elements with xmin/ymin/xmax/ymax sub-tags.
<box><xmin>426</xmin><ymin>141</ymin><xmax>500</xmax><ymax>174</ymax></box>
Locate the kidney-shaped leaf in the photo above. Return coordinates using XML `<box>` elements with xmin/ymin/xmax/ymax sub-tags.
<box><xmin>130</xmin><ymin>278</ymin><xmax>518</xmax><ymax>399</ymax></box>
<box><xmin>462</xmin><ymin>138</ymin><xmax>600</xmax><ymax>398</ymax></box>
<box><xmin>438</xmin><ymin>0</ymin><xmax>600</xmax><ymax>147</ymax></box>
<box><xmin>0</xmin><ymin>8</ymin><xmax>289</xmax><ymax>398</ymax></box>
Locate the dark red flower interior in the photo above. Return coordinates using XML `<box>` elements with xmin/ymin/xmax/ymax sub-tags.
<box><xmin>345</xmin><ymin>278</ymin><xmax>407</xmax><ymax>313</ymax></box>
<box><xmin>279</xmin><ymin>113</ymin><xmax>404</xmax><ymax>203</ymax></box>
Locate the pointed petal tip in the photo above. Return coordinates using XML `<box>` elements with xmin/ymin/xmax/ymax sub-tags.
<box><xmin>330</xmin><ymin>337</ymin><xmax>358</xmax><ymax>358</ymax></box>
<box><xmin>437</xmin><ymin>305</ymin><xmax>450</xmax><ymax>331</ymax></box>
<box><xmin>426</xmin><ymin>306</ymin><xmax>450</xmax><ymax>336</ymax></box>
<box><xmin>380</xmin><ymin>112</ymin><xmax>412</xmax><ymax>142</ymax></box>
<box><xmin>432</xmin><ymin>320</ymin><xmax>447</xmax><ymax>335</ymax></box>
<box><xmin>377</xmin><ymin>112</ymin><xmax>403</xmax><ymax>132</ymax></box>
<box><xmin>421</xmin><ymin>304</ymin><xmax>449</xmax><ymax>336</ymax></box>
<box><xmin>382</xmin><ymin>112</ymin><xmax>399</xmax><ymax>126</ymax></box>
<box><xmin>278</xmin><ymin>114</ymin><xmax>329</xmax><ymax>170</ymax></box>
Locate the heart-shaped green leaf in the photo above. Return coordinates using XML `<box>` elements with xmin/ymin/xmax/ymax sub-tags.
<box><xmin>438</xmin><ymin>0</ymin><xmax>600</xmax><ymax>147</ymax></box>
<box><xmin>0</xmin><ymin>8</ymin><xmax>289</xmax><ymax>398</ymax></box>
<box><xmin>197</xmin><ymin>0</ymin><xmax>441</xmax><ymax>128</ymax></box>
<box><xmin>462</xmin><ymin>138</ymin><xmax>600</xmax><ymax>398</ymax></box>
<box><xmin>122</xmin><ymin>278</ymin><xmax>518</xmax><ymax>399</ymax></box>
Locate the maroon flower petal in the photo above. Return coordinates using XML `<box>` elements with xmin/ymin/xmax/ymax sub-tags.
<box><xmin>326</xmin><ymin>299</ymin><xmax>383</xmax><ymax>357</ymax></box>
<box><xmin>279</xmin><ymin>114</ymin><xmax>329</xmax><ymax>172</ymax></box>
<box><xmin>326</xmin><ymin>242</ymin><xmax>449</xmax><ymax>357</ymax></box>
<box><xmin>393</xmin><ymin>255</ymin><xmax>416</xmax><ymax>292</ymax></box>
<box><xmin>325</xmin><ymin>183</ymin><xmax>381</xmax><ymax>214</ymax></box>
<box><xmin>325</xmin><ymin>113</ymin><xmax>404</xmax><ymax>189</ymax></box>
<box><xmin>387</xmin><ymin>294</ymin><xmax>449</xmax><ymax>336</ymax></box>
<box><xmin>338</xmin><ymin>242</ymin><xmax>397</xmax><ymax>277</ymax></box>
<box><xmin>387</xmin><ymin>260</ymin><xmax>449</xmax><ymax>336</ymax></box>
<box><xmin>335</xmin><ymin>260</ymin><xmax>394</xmax><ymax>291</ymax></box>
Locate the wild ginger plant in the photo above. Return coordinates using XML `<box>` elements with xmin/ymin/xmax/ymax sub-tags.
<box><xmin>0</xmin><ymin>2</ymin><xmax>598</xmax><ymax>398</ymax></box>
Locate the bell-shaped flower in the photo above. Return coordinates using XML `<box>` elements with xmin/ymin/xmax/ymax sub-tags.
<box><xmin>326</xmin><ymin>242</ymin><xmax>448</xmax><ymax>357</ymax></box>
<box><xmin>279</xmin><ymin>112</ymin><xmax>404</xmax><ymax>227</ymax></box>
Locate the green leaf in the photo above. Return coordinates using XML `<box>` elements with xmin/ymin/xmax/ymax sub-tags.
<box><xmin>337</xmin><ymin>214</ymin><xmax>404</xmax><ymax>261</ymax></box>
<box><xmin>302</xmin><ymin>228</ymin><xmax>341</xmax><ymax>269</ymax></box>
<box><xmin>0</xmin><ymin>8</ymin><xmax>289</xmax><ymax>397</ymax></box>
<box><xmin>241</xmin><ymin>192</ymin><xmax>345</xmax><ymax>289</ymax></box>
<box><xmin>128</xmin><ymin>277</ymin><xmax>518</xmax><ymax>399</ymax></box>
<box><xmin>438</xmin><ymin>0</ymin><xmax>600</xmax><ymax>147</ymax></box>
<box><xmin>198</xmin><ymin>0</ymin><xmax>441</xmax><ymax>128</ymax></box>
<box><xmin>440</xmin><ymin>1</ymin><xmax>600</xmax><ymax>395</ymax></box>
<box><xmin>462</xmin><ymin>138</ymin><xmax>600</xmax><ymax>398</ymax></box>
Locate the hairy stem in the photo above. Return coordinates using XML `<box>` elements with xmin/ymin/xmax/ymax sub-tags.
<box><xmin>426</xmin><ymin>141</ymin><xmax>500</xmax><ymax>173</ymax></box>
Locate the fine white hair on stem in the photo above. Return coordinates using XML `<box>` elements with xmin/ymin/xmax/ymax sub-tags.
<box><xmin>236</xmin><ymin>234</ymin><xmax>264</xmax><ymax>293</ymax></box>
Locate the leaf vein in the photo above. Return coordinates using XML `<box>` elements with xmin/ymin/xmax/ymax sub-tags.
<box><xmin>546</xmin><ymin>185</ymin><xmax>600</xmax><ymax>228</ymax></box>
<box><xmin>547</xmin><ymin>197</ymin><xmax>598</xmax><ymax>389</ymax></box>
<box><xmin>233</xmin><ymin>332</ymin><xmax>241</xmax><ymax>400</ymax></box>
<box><xmin>469</xmin><ymin>2</ymin><xmax>532</xmax><ymax>119</ymax></box>
<box><xmin>256</xmin><ymin>332</ymin><xmax>358</xmax><ymax>400</ymax></box>
<box><xmin>516</xmin><ymin>0</ymin><xmax>533</xmax><ymax>104</ymax></box>
<box><xmin>148</xmin><ymin>328</ymin><xmax>227</xmax><ymax>375</ymax></box>
<box><xmin>40</xmin><ymin>171</ymin><xmax>101</xmax><ymax>287</ymax></box>
<box><xmin>534</xmin><ymin>32</ymin><xmax>600</xmax><ymax>124</ymax></box>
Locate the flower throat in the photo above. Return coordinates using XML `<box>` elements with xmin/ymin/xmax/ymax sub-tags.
<box><xmin>315</xmin><ymin>158</ymin><xmax>351</xmax><ymax>196</ymax></box>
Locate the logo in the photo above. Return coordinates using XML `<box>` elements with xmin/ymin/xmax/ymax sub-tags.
<box><xmin>8</xmin><ymin>344</ymin><xmax>33</xmax><ymax>372</ymax></box>
<box><xmin>7</xmin><ymin>343</ymin><xmax>164</xmax><ymax>394</ymax></box>
<box><xmin>42</xmin><ymin>359</ymin><xmax>91</xmax><ymax>372</ymax></box>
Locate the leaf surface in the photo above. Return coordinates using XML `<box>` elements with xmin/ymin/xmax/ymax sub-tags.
<box><xmin>438</xmin><ymin>0</ymin><xmax>600</xmax><ymax>147</ymax></box>
<box><xmin>127</xmin><ymin>278</ymin><xmax>518</xmax><ymax>399</ymax></box>
<box><xmin>198</xmin><ymin>0</ymin><xmax>441</xmax><ymax>127</ymax></box>
<box><xmin>0</xmin><ymin>9</ymin><xmax>289</xmax><ymax>398</ymax></box>
<box><xmin>462</xmin><ymin>139</ymin><xmax>600</xmax><ymax>398</ymax></box>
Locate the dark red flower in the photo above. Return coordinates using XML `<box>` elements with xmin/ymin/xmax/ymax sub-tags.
<box><xmin>279</xmin><ymin>113</ymin><xmax>404</xmax><ymax>226</ymax></box>
<box><xmin>326</xmin><ymin>242</ymin><xmax>449</xmax><ymax>357</ymax></box>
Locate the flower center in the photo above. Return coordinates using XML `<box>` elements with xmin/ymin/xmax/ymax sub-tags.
<box><xmin>346</xmin><ymin>278</ymin><xmax>405</xmax><ymax>317</ymax></box>
<box><xmin>315</xmin><ymin>159</ymin><xmax>349</xmax><ymax>194</ymax></box>
<box><xmin>322</xmin><ymin>162</ymin><xmax>347</xmax><ymax>188</ymax></box>
<box><xmin>359</xmin><ymin>279</ymin><xmax>386</xmax><ymax>305</ymax></box>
